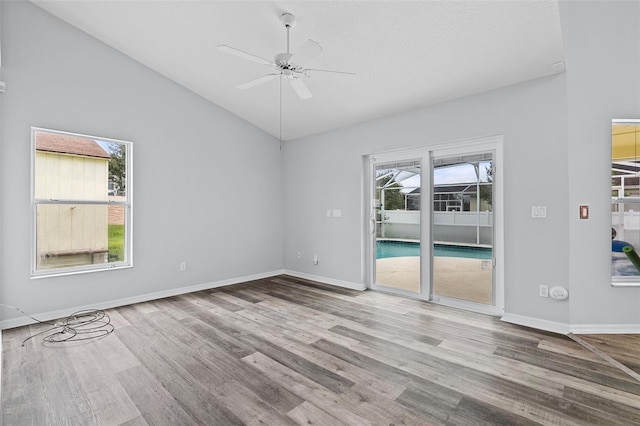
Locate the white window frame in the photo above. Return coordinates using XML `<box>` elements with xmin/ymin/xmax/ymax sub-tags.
<box><xmin>611</xmin><ymin>119</ymin><xmax>640</xmax><ymax>287</ymax></box>
<box><xmin>30</xmin><ymin>127</ymin><xmax>133</xmax><ymax>278</ymax></box>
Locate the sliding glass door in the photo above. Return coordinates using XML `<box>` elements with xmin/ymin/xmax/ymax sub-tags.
<box><xmin>366</xmin><ymin>137</ymin><xmax>503</xmax><ymax>315</ymax></box>
<box><xmin>369</xmin><ymin>151</ymin><xmax>425</xmax><ymax>297</ymax></box>
<box><xmin>431</xmin><ymin>151</ymin><xmax>495</xmax><ymax>306</ymax></box>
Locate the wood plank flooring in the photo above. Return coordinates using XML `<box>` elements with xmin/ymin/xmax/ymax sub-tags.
<box><xmin>2</xmin><ymin>275</ymin><xmax>640</xmax><ymax>425</ymax></box>
<box><xmin>576</xmin><ymin>334</ymin><xmax>640</xmax><ymax>376</ymax></box>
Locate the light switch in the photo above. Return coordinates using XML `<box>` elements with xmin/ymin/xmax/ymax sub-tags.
<box><xmin>579</xmin><ymin>205</ymin><xmax>589</xmax><ymax>219</ymax></box>
<box><xmin>532</xmin><ymin>206</ymin><xmax>547</xmax><ymax>218</ymax></box>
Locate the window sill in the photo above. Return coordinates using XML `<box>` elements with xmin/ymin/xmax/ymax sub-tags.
<box><xmin>31</xmin><ymin>263</ymin><xmax>132</xmax><ymax>279</ymax></box>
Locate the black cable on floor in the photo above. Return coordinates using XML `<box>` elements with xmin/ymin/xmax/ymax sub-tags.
<box><xmin>0</xmin><ymin>304</ymin><xmax>114</xmax><ymax>346</ymax></box>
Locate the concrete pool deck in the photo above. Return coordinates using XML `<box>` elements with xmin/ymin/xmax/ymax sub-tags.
<box><xmin>375</xmin><ymin>256</ymin><xmax>492</xmax><ymax>304</ymax></box>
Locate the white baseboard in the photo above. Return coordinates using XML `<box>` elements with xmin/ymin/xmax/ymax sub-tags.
<box><xmin>501</xmin><ymin>313</ymin><xmax>570</xmax><ymax>335</ymax></box>
<box><xmin>501</xmin><ymin>313</ymin><xmax>640</xmax><ymax>335</ymax></box>
<box><xmin>570</xmin><ymin>324</ymin><xmax>640</xmax><ymax>334</ymax></box>
<box><xmin>282</xmin><ymin>270</ymin><xmax>366</xmax><ymax>291</ymax></box>
<box><xmin>0</xmin><ymin>269</ymin><xmax>284</xmax><ymax>330</ymax></box>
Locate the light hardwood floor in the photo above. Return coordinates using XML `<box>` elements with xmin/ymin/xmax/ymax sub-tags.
<box><xmin>2</xmin><ymin>275</ymin><xmax>640</xmax><ymax>425</ymax></box>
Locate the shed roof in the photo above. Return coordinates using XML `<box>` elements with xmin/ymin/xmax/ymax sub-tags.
<box><xmin>36</xmin><ymin>132</ymin><xmax>111</xmax><ymax>159</ymax></box>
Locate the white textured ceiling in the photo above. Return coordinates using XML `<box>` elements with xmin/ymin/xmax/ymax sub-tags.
<box><xmin>32</xmin><ymin>1</ymin><xmax>565</xmax><ymax>141</ymax></box>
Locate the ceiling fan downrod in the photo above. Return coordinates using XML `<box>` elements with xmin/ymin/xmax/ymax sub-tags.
<box><xmin>280</xmin><ymin>13</ymin><xmax>296</xmax><ymax>55</ymax></box>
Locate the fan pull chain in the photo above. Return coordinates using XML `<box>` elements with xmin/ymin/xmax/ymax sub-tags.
<box><xmin>279</xmin><ymin>74</ymin><xmax>283</xmax><ymax>151</ymax></box>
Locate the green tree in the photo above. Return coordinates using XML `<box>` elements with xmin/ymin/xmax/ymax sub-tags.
<box><xmin>479</xmin><ymin>163</ymin><xmax>493</xmax><ymax>209</ymax></box>
<box><xmin>377</xmin><ymin>175</ymin><xmax>405</xmax><ymax>210</ymax></box>
<box><xmin>107</xmin><ymin>142</ymin><xmax>126</xmax><ymax>195</ymax></box>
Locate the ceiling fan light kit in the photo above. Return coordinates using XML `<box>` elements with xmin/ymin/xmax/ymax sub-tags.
<box><xmin>217</xmin><ymin>12</ymin><xmax>355</xmax><ymax>100</ymax></box>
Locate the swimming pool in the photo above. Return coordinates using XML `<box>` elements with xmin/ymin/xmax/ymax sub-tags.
<box><xmin>376</xmin><ymin>240</ymin><xmax>492</xmax><ymax>259</ymax></box>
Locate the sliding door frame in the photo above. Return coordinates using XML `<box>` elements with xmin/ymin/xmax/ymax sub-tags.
<box><xmin>366</xmin><ymin>148</ymin><xmax>431</xmax><ymax>299</ymax></box>
<box><xmin>364</xmin><ymin>135</ymin><xmax>504</xmax><ymax>315</ymax></box>
<box><xmin>429</xmin><ymin>137</ymin><xmax>504</xmax><ymax>316</ymax></box>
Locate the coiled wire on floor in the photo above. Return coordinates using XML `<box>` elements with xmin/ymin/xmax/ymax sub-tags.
<box><xmin>1</xmin><ymin>304</ymin><xmax>114</xmax><ymax>346</ymax></box>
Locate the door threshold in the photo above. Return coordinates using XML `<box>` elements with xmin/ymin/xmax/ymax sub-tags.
<box><xmin>368</xmin><ymin>284</ymin><xmax>429</xmax><ymax>300</ymax></box>
<box><xmin>431</xmin><ymin>295</ymin><xmax>503</xmax><ymax>316</ymax></box>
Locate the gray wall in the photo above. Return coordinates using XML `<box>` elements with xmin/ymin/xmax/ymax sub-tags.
<box><xmin>0</xmin><ymin>0</ymin><xmax>3</xmax><ymax>319</ymax></box>
<box><xmin>2</xmin><ymin>1</ymin><xmax>638</xmax><ymax>332</ymax></box>
<box><xmin>284</xmin><ymin>74</ymin><xmax>570</xmax><ymax>324</ymax></box>
<box><xmin>0</xmin><ymin>1</ymin><xmax>283</xmax><ymax>324</ymax></box>
<box><xmin>561</xmin><ymin>1</ymin><xmax>640</xmax><ymax>329</ymax></box>
<box><xmin>283</xmin><ymin>1</ymin><xmax>640</xmax><ymax>330</ymax></box>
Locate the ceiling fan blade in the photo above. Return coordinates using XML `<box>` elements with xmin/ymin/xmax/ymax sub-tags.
<box><xmin>289</xmin><ymin>78</ymin><xmax>312</xmax><ymax>99</ymax></box>
<box><xmin>217</xmin><ymin>45</ymin><xmax>273</xmax><ymax>66</ymax></box>
<box><xmin>291</xmin><ymin>39</ymin><xmax>323</xmax><ymax>66</ymax></box>
<box><xmin>305</xmin><ymin>68</ymin><xmax>356</xmax><ymax>77</ymax></box>
<box><xmin>237</xmin><ymin>74</ymin><xmax>278</xmax><ymax>90</ymax></box>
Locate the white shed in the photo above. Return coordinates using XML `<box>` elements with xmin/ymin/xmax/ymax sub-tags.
<box><xmin>35</xmin><ymin>132</ymin><xmax>111</xmax><ymax>269</ymax></box>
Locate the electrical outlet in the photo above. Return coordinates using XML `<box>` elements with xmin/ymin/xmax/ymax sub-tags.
<box><xmin>180</xmin><ymin>262</ymin><xmax>187</xmax><ymax>272</ymax></box>
<box><xmin>538</xmin><ymin>284</ymin><xmax>548</xmax><ymax>298</ymax></box>
<box><xmin>313</xmin><ymin>255</ymin><xmax>318</xmax><ymax>265</ymax></box>
<box><xmin>297</xmin><ymin>252</ymin><xmax>302</xmax><ymax>259</ymax></box>
<box><xmin>550</xmin><ymin>286</ymin><xmax>569</xmax><ymax>300</ymax></box>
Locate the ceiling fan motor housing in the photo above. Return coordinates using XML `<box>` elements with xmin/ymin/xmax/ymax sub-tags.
<box><xmin>275</xmin><ymin>52</ymin><xmax>293</xmax><ymax>67</ymax></box>
<box><xmin>280</xmin><ymin>13</ymin><xmax>296</xmax><ymax>28</ymax></box>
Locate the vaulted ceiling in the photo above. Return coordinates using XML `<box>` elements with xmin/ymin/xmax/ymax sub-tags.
<box><xmin>32</xmin><ymin>1</ymin><xmax>565</xmax><ymax>141</ymax></box>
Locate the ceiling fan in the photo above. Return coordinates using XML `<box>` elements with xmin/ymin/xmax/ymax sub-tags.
<box><xmin>218</xmin><ymin>13</ymin><xmax>355</xmax><ymax>100</ymax></box>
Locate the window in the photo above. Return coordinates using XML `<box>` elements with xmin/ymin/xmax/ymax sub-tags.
<box><xmin>31</xmin><ymin>128</ymin><xmax>132</xmax><ymax>277</ymax></box>
<box><xmin>611</xmin><ymin>119</ymin><xmax>640</xmax><ymax>285</ymax></box>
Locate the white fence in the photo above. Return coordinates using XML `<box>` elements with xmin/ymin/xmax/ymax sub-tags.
<box><xmin>612</xmin><ymin>211</ymin><xmax>640</xmax><ymax>230</ymax></box>
<box><xmin>612</xmin><ymin>210</ymin><xmax>640</xmax><ymax>247</ymax></box>
<box><xmin>433</xmin><ymin>211</ymin><xmax>492</xmax><ymax>226</ymax></box>
<box><xmin>380</xmin><ymin>210</ymin><xmax>492</xmax><ymax>226</ymax></box>
<box><xmin>379</xmin><ymin>210</ymin><xmax>493</xmax><ymax>245</ymax></box>
<box><xmin>382</xmin><ymin>210</ymin><xmax>420</xmax><ymax>224</ymax></box>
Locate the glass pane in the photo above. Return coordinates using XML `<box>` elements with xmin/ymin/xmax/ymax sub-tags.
<box><xmin>33</xmin><ymin>128</ymin><xmax>130</xmax><ymax>274</ymax></box>
<box><xmin>105</xmin><ymin>141</ymin><xmax>127</xmax><ymax>198</ymax></box>
<box><xmin>35</xmin><ymin>203</ymin><xmax>127</xmax><ymax>271</ymax></box>
<box><xmin>612</xmin><ymin>121</ymin><xmax>640</xmax><ymax>282</ymax></box>
<box><xmin>611</xmin><ymin>200</ymin><xmax>640</xmax><ymax>278</ymax></box>
<box><xmin>34</xmin><ymin>129</ymin><xmax>127</xmax><ymax>201</ymax></box>
<box><xmin>374</xmin><ymin>161</ymin><xmax>421</xmax><ymax>293</ymax></box>
<box><xmin>108</xmin><ymin>204</ymin><xmax>126</xmax><ymax>262</ymax></box>
<box><xmin>432</xmin><ymin>153</ymin><xmax>493</xmax><ymax>304</ymax></box>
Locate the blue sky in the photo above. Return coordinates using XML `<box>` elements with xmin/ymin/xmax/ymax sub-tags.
<box><xmin>97</xmin><ymin>139</ymin><xmax>118</xmax><ymax>155</ymax></box>
<box><xmin>434</xmin><ymin>161</ymin><xmax>492</xmax><ymax>185</ymax></box>
<box><xmin>379</xmin><ymin>161</ymin><xmax>492</xmax><ymax>190</ymax></box>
